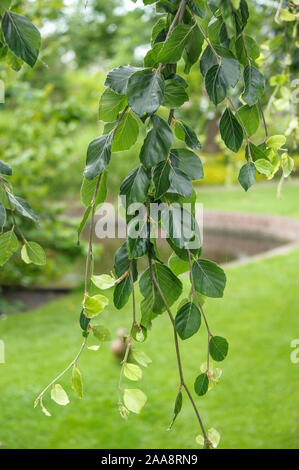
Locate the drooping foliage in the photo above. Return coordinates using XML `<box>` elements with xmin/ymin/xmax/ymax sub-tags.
<box><xmin>2</xmin><ymin>0</ymin><xmax>296</xmax><ymax>450</ymax></box>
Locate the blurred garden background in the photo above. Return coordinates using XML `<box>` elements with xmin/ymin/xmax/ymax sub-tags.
<box><xmin>0</xmin><ymin>0</ymin><xmax>298</xmax><ymax>449</ymax></box>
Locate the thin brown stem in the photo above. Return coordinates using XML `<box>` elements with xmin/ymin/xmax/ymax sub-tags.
<box><xmin>241</xmin><ymin>33</ymin><xmax>251</xmax><ymax>64</ymax></box>
<box><xmin>35</xmin><ymin>339</ymin><xmax>87</xmax><ymax>405</ymax></box>
<box><xmin>258</xmin><ymin>99</ymin><xmax>268</xmax><ymax>140</ymax></box>
<box><xmin>148</xmin><ymin>253</ymin><xmax>208</xmax><ymax>443</ymax></box>
<box><xmin>157</xmin><ymin>0</ymin><xmax>188</xmax><ymax>72</ymax></box>
<box><xmin>188</xmin><ymin>250</ymin><xmax>212</xmax><ymax>371</ymax></box>
<box><xmin>84</xmin><ymin>173</ymin><xmax>102</xmax><ymax>297</ymax></box>
<box><xmin>190</xmin><ymin>10</ymin><xmax>221</xmax><ymax>62</ymax></box>
<box><xmin>118</xmin><ymin>263</ymin><xmax>136</xmax><ymax>407</ymax></box>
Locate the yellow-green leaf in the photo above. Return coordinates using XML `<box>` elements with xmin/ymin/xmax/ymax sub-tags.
<box><xmin>51</xmin><ymin>384</ymin><xmax>69</xmax><ymax>406</ymax></box>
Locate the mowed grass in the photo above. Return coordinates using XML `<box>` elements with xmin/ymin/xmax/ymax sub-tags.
<box><xmin>197</xmin><ymin>179</ymin><xmax>299</xmax><ymax>218</ymax></box>
<box><xmin>0</xmin><ymin>250</ymin><xmax>298</xmax><ymax>449</ymax></box>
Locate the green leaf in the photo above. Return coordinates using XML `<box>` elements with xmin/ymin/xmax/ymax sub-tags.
<box><xmin>131</xmin><ymin>349</ymin><xmax>152</xmax><ymax>367</ymax></box>
<box><xmin>219</xmin><ymin>108</ymin><xmax>243</xmax><ymax>152</ymax></box>
<box><xmin>6</xmin><ymin>49</ymin><xmax>23</xmax><ymax>71</ymax></box>
<box><xmin>139</xmin><ymin>263</ymin><xmax>183</xmax><ymax>314</ymax></box>
<box><xmin>210</xmin><ymin>336</ymin><xmax>229</xmax><ymax>361</ymax></box>
<box><xmin>91</xmin><ymin>274</ymin><xmax>115</xmax><ymax>290</ymax></box>
<box><xmin>0</xmin><ymin>203</ymin><xmax>6</xmax><ymax>233</ymax></box>
<box><xmin>127</xmin><ymin>69</ymin><xmax>164</xmax><ymax>116</ymax></box>
<box><xmin>235</xmin><ymin>35</ymin><xmax>260</xmax><ymax>67</ymax></box>
<box><xmin>120</xmin><ymin>165</ymin><xmax>150</xmax><ymax>206</ymax></box>
<box><xmin>99</xmin><ymin>88</ymin><xmax>126</xmax><ymax>122</ymax></box>
<box><xmin>237</xmin><ymin>105</ymin><xmax>260</xmax><ymax>136</ymax></box>
<box><xmin>105</xmin><ymin>65</ymin><xmax>140</xmax><ymax>95</ymax></box>
<box><xmin>84</xmin><ymin>294</ymin><xmax>109</xmax><ymax>318</ymax></box>
<box><xmin>162</xmin><ymin>205</ymin><xmax>197</xmax><ymax>249</ymax></box>
<box><xmin>281</xmin><ymin>153</ymin><xmax>294</xmax><ymax>178</ymax></box>
<box><xmin>0</xmin><ymin>185</ymin><xmax>11</xmax><ymax>210</ymax></box>
<box><xmin>144</xmin><ymin>42</ymin><xmax>163</xmax><ymax>68</ymax></box>
<box><xmin>0</xmin><ymin>229</ymin><xmax>19</xmax><ymax>266</ymax></box>
<box><xmin>8</xmin><ymin>194</ymin><xmax>38</xmax><ymax>223</ymax></box>
<box><xmin>114</xmin><ymin>243</ymin><xmax>137</xmax><ymax>278</ymax></box>
<box><xmin>51</xmin><ymin>384</ymin><xmax>69</xmax><ymax>406</ymax></box>
<box><xmin>174</xmin><ymin>122</ymin><xmax>201</xmax><ymax>150</ymax></box>
<box><xmin>163</xmin><ymin>79</ymin><xmax>189</xmax><ymax>108</ymax></box>
<box><xmin>169</xmin><ymin>166</ymin><xmax>192</xmax><ymax>198</ymax></box>
<box><xmin>280</xmin><ymin>9</ymin><xmax>296</xmax><ymax>21</ymax></box>
<box><xmin>242</xmin><ymin>65</ymin><xmax>265</xmax><ymax>106</ymax></box>
<box><xmin>153</xmin><ymin>159</ymin><xmax>171</xmax><ymax>199</ymax></box>
<box><xmin>71</xmin><ymin>367</ymin><xmax>83</xmax><ymax>399</ymax></box>
<box><xmin>2</xmin><ymin>11</ymin><xmax>41</xmax><ymax>67</ymax></box>
<box><xmin>232</xmin><ymin>0</ymin><xmax>249</xmax><ymax>35</ymax></box>
<box><xmin>200</xmin><ymin>45</ymin><xmax>240</xmax><ymax>88</ymax></box>
<box><xmin>207</xmin><ymin>17</ymin><xmax>222</xmax><ymax>45</ymax></box>
<box><xmin>151</xmin><ymin>17</ymin><xmax>166</xmax><ymax>45</ymax></box>
<box><xmin>157</xmin><ymin>24</ymin><xmax>195</xmax><ymax>63</ymax></box>
<box><xmin>175</xmin><ymin>302</ymin><xmax>201</xmax><ymax>340</ymax></box>
<box><xmin>132</xmin><ymin>324</ymin><xmax>147</xmax><ymax>342</ymax></box>
<box><xmin>84</xmin><ymin>133</ymin><xmax>113</xmax><ymax>180</ymax></box>
<box><xmin>192</xmin><ymin>258</ymin><xmax>226</xmax><ymax>298</ymax></box>
<box><xmin>170</xmin><ymin>148</ymin><xmax>203</xmax><ymax>180</ymax></box>
<box><xmin>21</xmin><ymin>242</ymin><xmax>46</xmax><ymax>266</ymax></box>
<box><xmin>168</xmin><ymin>252</ymin><xmax>189</xmax><ymax>276</ymax></box>
<box><xmin>194</xmin><ymin>373</ymin><xmax>209</xmax><ymax>396</ymax></box>
<box><xmin>123</xmin><ymin>388</ymin><xmax>147</xmax><ymax>414</ymax></box>
<box><xmin>105</xmin><ymin>111</ymin><xmax>139</xmax><ymax>152</ymax></box>
<box><xmin>267</xmin><ymin>135</ymin><xmax>286</xmax><ymax>150</ymax></box>
<box><xmin>139</xmin><ymin>115</ymin><xmax>173</xmax><ymax>168</ymax></box>
<box><xmin>205</xmin><ymin>64</ymin><xmax>227</xmax><ymax>105</ymax></box>
<box><xmin>168</xmin><ymin>391</ymin><xmax>183</xmax><ymax>430</ymax></box>
<box><xmin>77</xmin><ymin>205</ymin><xmax>91</xmax><ymax>244</ymax></box>
<box><xmin>238</xmin><ymin>162</ymin><xmax>256</xmax><ymax>191</ymax></box>
<box><xmin>127</xmin><ymin>216</ymin><xmax>149</xmax><ymax>259</ymax></box>
<box><xmin>188</xmin><ymin>0</ymin><xmax>206</xmax><ymax>17</ymax></box>
<box><xmin>184</xmin><ymin>27</ymin><xmax>204</xmax><ymax>73</ymax></box>
<box><xmin>113</xmin><ymin>275</ymin><xmax>132</xmax><ymax>310</ymax></box>
<box><xmin>80</xmin><ymin>170</ymin><xmax>108</xmax><ymax>208</ymax></box>
<box><xmin>79</xmin><ymin>309</ymin><xmax>90</xmax><ymax>332</ymax></box>
<box><xmin>245</xmin><ymin>142</ymin><xmax>267</xmax><ymax>162</ymax></box>
<box><xmin>91</xmin><ymin>325</ymin><xmax>111</xmax><ymax>342</ymax></box>
<box><xmin>0</xmin><ymin>160</ymin><xmax>12</xmax><ymax>176</ymax></box>
<box><xmin>124</xmin><ymin>363</ymin><xmax>143</xmax><ymax>381</ymax></box>
<box><xmin>140</xmin><ymin>292</ymin><xmax>155</xmax><ymax>329</ymax></box>
<box><xmin>254</xmin><ymin>159</ymin><xmax>273</xmax><ymax>177</ymax></box>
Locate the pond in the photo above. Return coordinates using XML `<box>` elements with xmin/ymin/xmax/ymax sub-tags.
<box><xmin>92</xmin><ymin>226</ymin><xmax>288</xmax><ymax>274</ymax></box>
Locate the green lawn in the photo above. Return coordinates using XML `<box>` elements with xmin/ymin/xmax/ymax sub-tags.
<box><xmin>1</xmin><ymin>250</ymin><xmax>298</xmax><ymax>449</ymax></box>
<box><xmin>198</xmin><ymin>180</ymin><xmax>299</xmax><ymax>218</ymax></box>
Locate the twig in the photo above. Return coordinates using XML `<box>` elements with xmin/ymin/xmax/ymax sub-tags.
<box><xmin>158</xmin><ymin>0</ymin><xmax>189</xmax><ymax>73</ymax></box>
<box><xmin>35</xmin><ymin>339</ymin><xmax>87</xmax><ymax>405</ymax></box>
<box><xmin>190</xmin><ymin>9</ymin><xmax>221</xmax><ymax>62</ymax></box>
<box><xmin>118</xmin><ymin>263</ymin><xmax>136</xmax><ymax>407</ymax></box>
<box><xmin>148</xmin><ymin>252</ymin><xmax>208</xmax><ymax>445</ymax></box>
<box><xmin>187</xmin><ymin>250</ymin><xmax>212</xmax><ymax>372</ymax></box>
<box><xmin>35</xmin><ymin>101</ymin><xmax>129</xmax><ymax>410</ymax></box>
<box><xmin>258</xmin><ymin>99</ymin><xmax>268</xmax><ymax>140</ymax></box>
<box><xmin>84</xmin><ymin>174</ymin><xmax>102</xmax><ymax>297</ymax></box>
